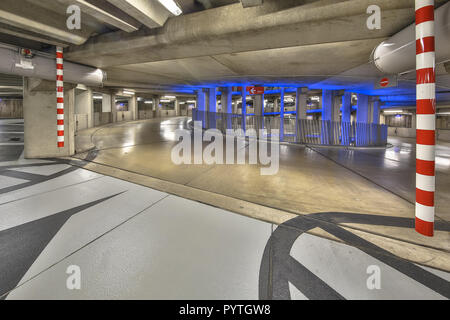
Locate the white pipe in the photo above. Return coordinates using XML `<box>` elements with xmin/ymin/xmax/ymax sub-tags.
<box><xmin>0</xmin><ymin>46</ymin><xmax>106</xmax><ymax>87</ymax></box>
<box><xmin>373</xmin><ymin>2</ymin><xmax>450</xmax><ymax>75</ymax></box>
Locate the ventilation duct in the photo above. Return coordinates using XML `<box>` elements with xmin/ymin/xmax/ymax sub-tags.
<box><xmin>373</xmin><ymin>2</ymin><xmax>450</xmax><ymax>75</ymax></box>
<box><xmin>0</xmin><ymin>45</ymin><xmax>106</xmax><ymax>87</ymax></box>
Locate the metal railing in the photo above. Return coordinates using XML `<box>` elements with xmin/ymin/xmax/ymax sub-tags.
<box><xmin>192</xmin><ymin>110</ymin><xmax>388</xmax><ymax>147</ymax></box>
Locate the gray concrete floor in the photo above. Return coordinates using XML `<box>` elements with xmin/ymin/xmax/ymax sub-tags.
<box><xmin>0</xmin><ymin>141</ymin><xmax>448</xmax><ymax>299</ymax></box>
<box><xmin>0</xmin><ymin>119</ymin><xmax>24</xmax><ymax>162</ymax></box>
<box><xmin>74</xmin><ymin>117</ymin><xmax>449</xmax><ymax>253</ymax></box>
<box><xmin>1</xmin><ymin>118</ymin><xmax>448</xmax><ymax>300</ymax></box>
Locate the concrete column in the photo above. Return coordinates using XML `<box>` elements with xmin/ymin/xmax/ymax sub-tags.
<box><xmin>372</xmin><ymin>98</ymin><xmax>380</xmax><ymax>124</ymax></box>
<box><xmin>262</xmin><ymin>94</ymin><xmax>265</xmax><ymax>129</ymax></box>
<box><xmin>23</xmin><ymin>77</ymin><xmax>75</xmax><ymax>158</ymax></box>
<box><xmin>274</xmin><ymin>98</ymin><xmax>279</xmax><ymax>112</ymax></box>
<box><xmin>279</xmin><ymin>88</ymin><xmax>285</xmax><ymax>140</ymax></box>
<box><xmin>356</xmin><ymin>94</ymin><xmax>370</xmax><ymax>123</ymax></box>
<box><xmin>322</xmin><ymin>90</ymin><xmax>339</xmax><ymax>121</ymax></box>
<box><xmin>241</xmin><ymin>86</ymin><xmax>247</xmax><ymax>131</ymax></box>
<box><xmin>75</xmin><ymin>87</ymin><xmax>93</xmax><ymax>129</ymax></box>
<box><xmin>196</xmin><ymin>90</ymin><xmax>206</xmax><ymax>111</ymax></box>
<box><xmin>321</xmin><ymin>89</ymin><xmax>338</xmax><ymax>144</ymax></box>
<box><xmin>333</xmin><ymin>94</ymin><xmax>341</xmax><ymax>122</ymax></box>
<box><xmin>369</xmin><ymin>98</ymin><xmax>382</xmax><ymax>143</ymax></box>
<box><xmin>207</xmin><ymin>88</ymin><xmax>217</xmax><ymax>128</ymax></box>
<box><xmin>221</xmin><ymin>87</ymin><xmax>233</xmax><ymax>114</ymax></box>
<box><xmin>196</xmin><ymin>89</ymin><xmax>206</xmax><ymax>128</ymax></box>
<box><xmin>221</xmin><ymin>87</ymin><xmax>233</xmax><ymax>129</ymax></box>
<box><xmin>341</xmin><ymin>92</ymin><xmax>352</xmax><ymax>123</ymax></box>
<box><xmin>356</xmin><ymin>93</ymin><xmax>370</xmax><ymax>146</ymax></box>
<box><xmin>111</xmin><ymin>94</ymin><xmax>117</xmax><ymax>123</ymax></box>
<box><xmin>208</xmin><ymin>88</ymin><xmax>217</xmax><ymax>113</ymax></box>
<box><xmin>296</xmin><ymin>88</ymin><xmax>308</xmax><ymax>120</ymax></box>
<box><xmin>254</xmin><ymin>94</ymin><xmax>263</xmax><ymax>133</ymax></box>
<box><xmin>154</xmin><ymin>96</ymin><xmax>161</xmax><ymax>118</ymax></box>
<box><xmin>295</xmin><ymin>87</ymin><xmax>308</xmax><ymax>142</ymax></box>
<box><xmin>232</xmin><ymin>98</ymin><xmax>238</xmax><ymax>114</ymax></box>
<box><xmin>175</xmin><ymin>98</ymin><xmax>181</xmax><ymax>116</ymax></box>
<box><xmin>341</xmin><ymin>92</ymin><xmax>352</xmax><ymax>146</ymax></box>
<box><xmin>102</xmin><ymin>94</ymin><xmax>111</xmax><ymax>112</ymax></box>
<box><xmin>129</xmin><ymin>95</ymin><xmax>137</xmax><ymax>121</ymax></box>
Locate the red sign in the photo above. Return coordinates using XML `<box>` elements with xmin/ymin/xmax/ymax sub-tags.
<box><xmin>380</xmin><ymin>78</ymin><xmax>389</xmax><ymax>87</ymax></box>
<box><xmin>246</xmin><ymin>86</ymin><xmax>264</xmax><ymax>95</ymax></box>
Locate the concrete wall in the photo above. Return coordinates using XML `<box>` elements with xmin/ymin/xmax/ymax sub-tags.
<box><xmin>388</xmin><ymin>127</ymin><xmax>416</xmax><ymax>138</ymax></box>
<box><xmin>116</xmin><ymin>111</ymin><xmax>133</xmax><ymax>122</ymax></box>
<box><xmin>388</xmin><ymin>127</ymin><xmax>450</xmax><ymax>142</ymax></box>
<box><xmin>94</xmin><ymin>112</ymin><xmax>113</xmax><ymax>126</ymax></box>
<box><xmin>75</xmin><ymin>88</ymin><xmax>93</xmax><ymax>129</ymax></box>
<box><xmin>437</xmin><ymin>129</ymin><xmax>450</xmax><ymax>142</ymax></box>
<box><xmin>138</xmin><ymin>110</ymin><xmax>154</xmax><ymax>120</ymax></box>
<box><xmin>0</xmin><ymin>99</ymin><xmax>23</xmax><ymax>118</ymax></box>
<box><xmin>158</xmin><ymin>109</ymin><xmax>176</xmax><ymax>117</ymax></box>
<box><xmin>75</xmin><ymin>113</ymin><xmax>89</xmax><ymax>131</ymax></box>
<box><xmin>23</xmin><ymin>77</ymin><xmax>75</xmax><ymax>158</ymax></box>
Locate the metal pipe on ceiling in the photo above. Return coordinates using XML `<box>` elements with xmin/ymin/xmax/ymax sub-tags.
<box><xmin>0</xmin><ymin>45</ymin><xmax>106</xmax><ymax>87</ymax></box>
<box><xmin>373</xmin><ymin>1</ymin><xmax>450</xmax><ymax>75</ymax></box>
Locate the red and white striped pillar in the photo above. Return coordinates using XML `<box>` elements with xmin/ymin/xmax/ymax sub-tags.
<box><xmin>56</xmin><ymin>46</ymin><xmax>64</xmax><ymax>148</ymax></box>
<box><xmin>415</xmin><ymin>0</ymin><xmax>436</xmax><ymax>237</ymax></box>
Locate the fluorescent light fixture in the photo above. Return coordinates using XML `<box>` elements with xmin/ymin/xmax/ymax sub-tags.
<box><xmin>437</xmin><ymin>112</ymin><xmax>450</xmax><ymax>115</ymax></box>
<box><xmin>160</xmin><ymin>99</ymin><xmax>171</xmax><ymax>103</ymax></box>
<box><xmin>179</xmin><ymin>102</ymin><xmax>186</xmax><ymax>104</ymax></box>
<box><xmin>137</xmin><ymin>97</ymin><xmax>143</xmax><ymax>101</ymax></box>
<box><xmin>158</xmin><ymin>0</ymin><xmax>182</xmax><ymax>16</ymax></box>
<box><xmin>144</xmin><ymin>100</ymin><xmax>153</xmax><ymax>104</ymax></box>
<box><xmin>311</xmin><ymin>96</ymin><xmax>320</xmax><ymax>101</ymax></box>
<box><xmin>93</xmin><ymin>95</ymin><xmax>103</xmax><ymax>100</ymax></box>
<box><xmin>123</xmin><ymin>90</ymin><xmax>135</xmax><ymax>95</ymax></box>
<box><xmin>163</xmin><ymin>95</ymin><xmax>176</xmax><ymax>99</ymax></box>
<box><xmin>187</xmin><ymin>100</ymin><xmax>196</xmax><ymax>103</ymax></box>
<box><xmin>383</xmin><ymin>109</ymin><xmax>403</xmax><ymax>113</ymax></box>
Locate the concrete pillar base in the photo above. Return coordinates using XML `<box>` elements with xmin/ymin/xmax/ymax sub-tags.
<box><xmin>23</xmin><ymin>77</ymin><xmax>76</xmax><ymax>158</ymax></box>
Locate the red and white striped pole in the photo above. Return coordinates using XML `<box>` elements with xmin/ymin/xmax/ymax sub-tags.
<box><xmin>56</xmin><ymin>46</ymin><xmax>64</xmax><ymax>148</ymax></box>
<box><xmin>415</xmin><ymin>0</ymin><xmax>436</xmax><ymax>237</ymax></box>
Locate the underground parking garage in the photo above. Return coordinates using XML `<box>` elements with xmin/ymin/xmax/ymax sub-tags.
<box><xmin>0</xmin><ymin>0</ymin><xmax>449</xmax><ymax>309</ymax></box>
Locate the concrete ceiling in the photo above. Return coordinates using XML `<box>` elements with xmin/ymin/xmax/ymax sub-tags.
<box><xmin>110</xmin><ymin>37</ymin><xmax>387</xmax><ymax>86</ymax></box>
<box><xmin>0</xmin><ymin>0</ymin><xmax>449</xmax><ymax>102</ymax></box>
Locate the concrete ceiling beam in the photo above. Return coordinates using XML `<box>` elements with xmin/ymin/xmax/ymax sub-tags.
<box><xmin>0</xmin><ymin>0</ymin><xmax>92</xmax><ymax>45</ymax></box>
<box><xmin>57</xmin><ymin>0</ymin><xmax>141</xmax><ymax>32</ymax></box>
<box><xmin>66</xmin><ymin>0</ymin><xmax>419</xmax><ymax>67</ymax></box>
<box><xmin>105</xmin><ymin>0</ymin><xmax>172</xmax><ymax>29</ymax></box>
<box><xmin>0</xmin><ymin>24</ymin><xmax>70</xmax><ymax>47</ymax></box>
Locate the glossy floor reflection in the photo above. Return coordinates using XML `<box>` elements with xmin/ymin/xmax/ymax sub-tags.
<box><xmin>311</xmin><ymin>136</ymin><xmax>450</xmax><ymax>222</ymax></box>
<box><xmin>74</xmin><ymin>117</ymin><xmax>449</xmax><ymax>252</ymax></box>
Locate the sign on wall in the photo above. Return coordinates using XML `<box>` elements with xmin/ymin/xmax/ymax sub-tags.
<box><xmin>374</xmin><ymin>76</ymin><xmax>398</xmax><ymax>89</ymax></box>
